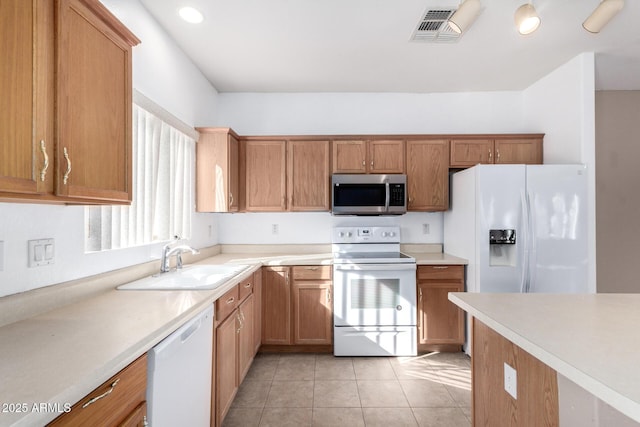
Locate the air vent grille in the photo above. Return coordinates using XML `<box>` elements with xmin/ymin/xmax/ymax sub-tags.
<box><xmin>411</xmin><ymin>8</ymin><xmax>461</xmax><ymax>43</ymax></box>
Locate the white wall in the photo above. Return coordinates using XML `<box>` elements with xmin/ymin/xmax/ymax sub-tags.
<box><xmin>215</xmin><ymin>91</ymin><xmax>525</xmax><ymax>244</ymax></box>
<box><xmin>522</xmin><ymin>53</ymin><xmax>597</xmax><ymax>294</ymax></box>
<box><xmin>0</xmin><ymin>0</ymin><xmax>219</xmax><ymax>297</ymax></box>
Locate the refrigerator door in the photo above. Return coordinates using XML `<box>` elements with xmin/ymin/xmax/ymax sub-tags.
<box><xmin>526</xmin><ymin>165</ymin><xmax>588</xmax><ymax>293</ymax></box>
<box><xmin>476</xmin><ymin>165</ymin><xmax>527</xmax><ymax>293</ymax></box>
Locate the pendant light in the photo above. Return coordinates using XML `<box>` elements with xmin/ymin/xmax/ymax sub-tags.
<box><xmin>448</xmin><ymin>0</ymin><xmax>481</xmax><ymax>34</ymax></box>
<box><xmin>514</xmin><ymin>3</ymin><xmax>541</xmax><ymax>35</ymax></box>
<box><xmin>583</xmin><ymin>0</ymin><xmax>624</xmax><ymax>33</ymax></box>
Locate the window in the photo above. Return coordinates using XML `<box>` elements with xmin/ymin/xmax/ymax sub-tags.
<box><xmin>85</xmin><ymin>103</ymin><xmax>195</xmax><ymax>251</ymax></box>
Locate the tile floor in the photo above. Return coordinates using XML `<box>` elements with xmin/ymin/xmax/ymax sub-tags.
<box><xmin>222</xmin><ymin>352</ymin><xmax>471</xmax><ymax>427</ymax></box>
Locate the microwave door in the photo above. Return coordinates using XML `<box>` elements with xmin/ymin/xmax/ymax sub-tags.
<box><xmin>333</xmin><ymin>183</ymin><xmax>387</xmax><ymax>215</ymax></box>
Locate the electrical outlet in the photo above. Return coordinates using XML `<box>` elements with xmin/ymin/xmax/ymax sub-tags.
<box><xmin>422</xmin><ymin>223</ymin><xmax>430</xmax><ymax>234</ymax></box>
<box><xmin>504</xmin><ymin>362</ymin><xmax>517</xmax><ymax>399</ymax></box>
<box><xmin>271</xmin><ymin>224</ymin><xmax>279</xmax><ymax>234</ymax></box>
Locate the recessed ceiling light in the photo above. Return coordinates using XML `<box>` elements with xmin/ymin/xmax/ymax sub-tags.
<box><xmin>179</xmin><ymin>6</ymin><xmax>204</xmax><ymax>24</ymax></box>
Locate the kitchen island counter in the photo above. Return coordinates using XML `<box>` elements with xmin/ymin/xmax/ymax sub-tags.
<box><xmin>449</xmin><ymin>292</ymin><xmax>640</xmax><ymax>424</ymax></box>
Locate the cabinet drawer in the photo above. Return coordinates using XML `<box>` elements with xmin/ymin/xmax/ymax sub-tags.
<box><xmin>216</xmin><ymin>286</ymin><xmax>239</xmax><ymax>322</ymax></box>
<box><xmin>48</xmin><ymin>354</ymin><xmax>147</xmax><ymax>427</ymax></box>
<box><xmin>292</xmin><ymin>265</ymin><xmax>331</xmax><ymax>281</ymax></box>
<box><xmin>238</xmin><ymin>277</ymin><xmax>254</xmax><ymax>302</ymax></box>
<box><xmin>417</xmin><ymin>265</ymin><xmax>464</xmax><ymax>280</ymax></box>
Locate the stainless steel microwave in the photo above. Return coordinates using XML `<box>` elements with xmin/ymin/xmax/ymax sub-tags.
<box><xmin>331</xmin><ymin>174</ymin><xmax>407</xmax><ymax>215</ymax></box>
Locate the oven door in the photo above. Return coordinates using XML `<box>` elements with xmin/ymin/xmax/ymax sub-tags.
<box><xmin>333</xmin><ymin>263</ymin><xmax>416</xmax><ymax>327</ymax></box>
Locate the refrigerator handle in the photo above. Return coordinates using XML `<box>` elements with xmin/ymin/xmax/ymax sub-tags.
<box><xmin>527</xmin><ymin>191</ymin><xmax>538</xmax><ymax>293</ymax></box>
<box><xmin>520</xmin><ymin>190</ymin><xmax>529</xmax><ymax>293</ymax></box>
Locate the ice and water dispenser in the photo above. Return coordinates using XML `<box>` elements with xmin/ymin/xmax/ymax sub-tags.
<box><xmin>489</xmin><ymin>229</ymin><xmax>516</xmax><ymax>266</ymax></box>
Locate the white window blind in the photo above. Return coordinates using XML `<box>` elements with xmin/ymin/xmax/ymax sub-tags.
<box><xmin>85</xmin><ymin>104</ymin><xmax>195</xmax><ymax>251</ymax></box>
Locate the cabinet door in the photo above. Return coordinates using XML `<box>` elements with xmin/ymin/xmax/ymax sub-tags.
<box><xmin>56</xmin><ymin>0</ymin><xmax>137</xmax><ymax>203</ymax></box>
<box><xmin>215</xmin><ymin>310</ymin><xmax>238</xmax><ymax>426</ymax></box>
<box><xmin>332</xmin><ymin>140</ymin><xmax>367</xmax><ymax>173</ymax></box>
<box><xmin>406</xmin><ymin>140</ymin><xmax>449</xmax><ymax>211</ymax></box>
<box><xmin>450</xmin><ymin>139</ymin><xmax>494</xmax><ymax>167</ymax></box>
<box><xmin>262</xmin><ymin>267</ymin><xmax>291</xmax><ymax>345</ymax></box>
<box><xmin>292</xmin><ymin>282</ymin><xmax>333</xmax><ymax>345</ymax></box>
<box><xmin>494</xmin><ymin>137</ymin><xmax>543</xmax><ymax>164</ymax></box>
<box><xmin>418</xmin><ymin>282</ymin><xmax>464</xmax><ymax>345</ymax></box>
<box><xmin>238</xmin><ymin>294</ymin><xmax>255</xmax><ymax>383</ymax></box>
<box><xmin>196</xmin><ymin>129</ymin><xmax>239</xmax><ymax>212</ymax></box>
<box><xmin>253</xmin><ymin>269</ymin><xmax>263</xmax><ymax>354</ymax></box>
<box><xmin>245</xmin><ymin>140</ymin><xmax>287</xmax><ymax>211</ymax></box>
<box><xmin>288</xmin><ymin>140</ymin><xmax>330</xmax><ymax>211</ymax></box>
<box><xmin>0</xmin><ymin>0</ymin><xmax>53</xmax><ymax>196</ymax></box>
<box><xmin>118</xmin><ymin>401</ymin><xmax>147</xmax><ymax>427</ymax></box>
<box><xmin>369</xmin><ymin>139</ymin><xmax>405</xmax><ymax>173</ymax></box>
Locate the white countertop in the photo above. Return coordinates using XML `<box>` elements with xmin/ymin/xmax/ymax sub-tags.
<box><xmin>449</xmin><ymin>292</ymin><xmax>640</xmax><ymax>424</ymax></box>
<box><xmin>0</xmin><ymin>249</ymin><xmax>466</xmax><ymax>426</ymax></box>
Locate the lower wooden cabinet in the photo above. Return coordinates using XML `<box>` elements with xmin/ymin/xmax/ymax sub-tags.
<box><xmin>292</xmin><ymin>267</ymin><xmax>333</xmax><ymax>345</ymax></box>
<box><xmin>48</xmin><ymin>354</ymin><xmax>147</xmax><ymax>427</ymax></box>
<box><xmin>215</xmin><ymin>302</ymin><xmax>239</xmax><ymax>427</ymax></box>
<box><xmin>262</xmin><ymin>266</ymin><xmax>292</xmax><ymax>345</ymax></box>
<box><xmin>417</xmin><ymin>265</ymin><xmax>465</xmax><ymax>351</ymax></box>
<box><xmin>238</xmin><ymin>292</ymin><xmax>255</xmax><ymax>383</ymax></box>
<box><xmin>262</xmin><ymin>265</ymin><xmax>333</xmax><ymax>348</ymax></box>
<box><xmin>252</xmin><ymin>269</ymin><xmax>263</xmax><ymax>354</ymax></box>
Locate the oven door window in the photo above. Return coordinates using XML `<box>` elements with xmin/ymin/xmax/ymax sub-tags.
<box><xmin>350</xmin><ymin>279</ymin><xmax>399</xmax><ymax>309</ymax></box>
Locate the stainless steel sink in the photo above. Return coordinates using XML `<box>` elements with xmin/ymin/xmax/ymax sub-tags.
<box><xmin>117</xmin><ymin>264</ymin><xmax>252</xmax><ymax>290</ymax></box>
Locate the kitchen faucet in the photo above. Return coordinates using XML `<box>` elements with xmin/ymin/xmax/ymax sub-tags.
<box><xmin>160</xmin><ymin>237</ymin><xmax>199</xmax><ymax>273</ymax></box>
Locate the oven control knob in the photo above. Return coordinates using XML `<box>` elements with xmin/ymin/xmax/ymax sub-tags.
<box><xmin>381</xmin><ymin>231</ymin><xmax>387</xmax><ymax>237</ymax></box>
<box><xmin>388</xmin><ymin>231</ymin><xmax>396</xmax><ymax>237</ymax></box>
<box><xmin>346</xmin><ymin>232</ymin><xmax>352</xmax><ymax>237</ymax></box>
<box><xmin>396</xmin><ymin>305</ymin><xmax>403</xmax><ymax>311</ymax></box>
<box><xmin>338</xmin><ymin>232</ymin><xmax>344</xmax><ymax>237</ymax></box>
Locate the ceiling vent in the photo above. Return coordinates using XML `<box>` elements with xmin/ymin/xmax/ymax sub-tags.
<box><xmin>410</xmin><ymin>8</ymin><xmax>461</xmax><ymax>43</ymax></box>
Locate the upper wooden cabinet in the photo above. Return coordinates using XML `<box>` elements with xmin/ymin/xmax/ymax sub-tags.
<box><xmin>287</xmin><ymin>140</ymin><xmax>330</xmax><ymax>211</ymax></box>
<box><xmin>406</xmin><ymin>140</ymin><xmax>449</xmax><ymax>211</ymax></box>
<box><xmin>332</xmin><ymin>139</ymin><xmax>404</xmax><ymax>174</ymax></box>
<box><xmin>0</xmin><ymin>0</ymin><xmax>139</xmax><ymax>204</ymax></box>
<box><xmin>245</xmin><ymin>140</ymin><xmax>287</xmax><ymax>211</ymax></box>
<box><xmin>196</xmin><ymin>128</ymin><xmax>240</xmax><ymax>212</ymax></box>
<box><xmin>56</xmin><ymin>0</ymin><xmax>139</xmax><ymax>203</ymax></box>
<box><xmin>0</xmin><ymin>0</ymin><xmax>54</xmax><ymax>196</ymax></box>
<box><xmin>450</xmin><ymin>135</ymin><xmax>543</xmax><ymax>168</ymax></box>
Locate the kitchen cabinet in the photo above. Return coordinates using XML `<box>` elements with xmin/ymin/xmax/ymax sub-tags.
<box><xmin>332</xmin><ymin>139</ymin><xmax>404</xmax><ymax>174</ymax></box>
<box><xmin>287</xmin><ymin>140</ymin><xmax>330</xmax><ymax>211</ymax></box>
<box><xmin>450</xmin><ymin>135</ymin><xmax>543</xmax><ymax>168</ymax></box>
<box><xmin>0</xmin><ymin>0</ymin><xmax>139</xmax><ymax>204</ymax></box>
<box><xmin>0</xmin><ymin>0</ymin><xmax>54</xmax><ymax>197</ymax></box>
<box><xmin>406</xmin><ymin>139</ymin><xmax>449</xmax><ymax>211</ymax></box>
<box><xmin>48</xmin><ymin>354</ymin><xmax>147</xmax><ymax>427</ymax></box>
<box><xmin>245</xmin><ymin>140</ymin><xmax>287</xmax><ymax>211</ymax></box>
<box><xmin>262</xmin><ymin>266</ymin><xmax>292</xmax><ymax>345</ymax></box>
<box><xmin>292</xmin><ymin>266</ymin><xmax>333</xmax><ymax>345</ymax></box>
<box><xmin>238</xmin><ymin>282</ymin><xmax>255</xmax><ymax>383</ymax></box>
<box><xmin>417</xmin><ymin>265</ymin><xmax>465</xmax><ymax>352</ymax></box>
<box><xmin>196</xmin><ymin>128</ymin><xmax>240</xmax><ymax>212</ymax></box>
<box><xmin>215</xmin><ymin>289</ymin><xmax>239</xmax><ymax>427</ymax></box>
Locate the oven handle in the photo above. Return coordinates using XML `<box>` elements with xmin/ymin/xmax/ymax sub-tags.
<box><xmin>334</xmin><ymin>264</ymin><xmax>416</xmax><ymax>272</ymax></box>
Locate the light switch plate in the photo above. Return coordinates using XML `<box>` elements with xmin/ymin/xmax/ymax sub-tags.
<box><xmin>504</xmin><ymin>362</ymin><xmax>517</xmax><ymax>399</ymax></box>
<box><xmin>28</xmin><ymin>238</ymin><xmax>55</xmax><ymax>268</ymax></box>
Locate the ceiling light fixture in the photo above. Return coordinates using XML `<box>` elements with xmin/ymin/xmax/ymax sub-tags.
<box><xmin>514</xmin><ymin>3</ymin><xmax>541</xmax><ymax>35</ymax></box>
<box><xmin>448</xmin><ymin>0</ymin><xmax>481</xmax><ymax>34</ymax></box>
<box><xmin>178</xmin><ymin>6</ymin><xmax>204</xmax><ymax>24</ymax></box>
<box><xmin>583</xmin><ymin>0</ymin><xmax>624</xmax><ymax>33</ymax></box>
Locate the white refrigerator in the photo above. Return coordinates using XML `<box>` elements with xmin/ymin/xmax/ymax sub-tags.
<box><xmin>444</xmin><ymin>164</ymin><xmax>591</xmax><ymax>295</ymax></box>
<box><xmin>444</xmin><ymin>164</ymin><xmax>591</xmax><ymax>353</ymax></box>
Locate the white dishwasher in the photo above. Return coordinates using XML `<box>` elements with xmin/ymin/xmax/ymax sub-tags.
<box><xmin>147</xmin><ymin>305</ymin><xmax>214</xmax><ymax>427</ymax></box>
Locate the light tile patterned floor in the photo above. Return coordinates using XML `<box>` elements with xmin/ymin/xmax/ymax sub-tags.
<box><xmin>222</xmin><ymin>352</ymin><xmax>471</xmax><ymax>427</ymax></box>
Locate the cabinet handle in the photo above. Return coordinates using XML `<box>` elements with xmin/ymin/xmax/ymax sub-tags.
<box><xmin>226</xmin><ymin>297</ymin><xmax>235</xmax><ymax>305</ymax></box>
<box><xmin>244</xmin><ymin>282</ymin><xmax>252</xmax><ymax>288</ymax></box>
<box><xmin>82</xmin><ymin>378</ymin><xmax>120</xmax><ymax>409</ymax></box>
<box><xmin>326</xmin><ymin>289</ymin><xmax>331</xmax><ymax>304</ymax></box>
<box><xmin>361</xmin><ymin>159</ymin><xmax>365</xmax><ymax>167</ymax></box>
<box><xmin>63</xmin><ymin>147</ymin><xmax>72</xmax><ymax>185</ymax></box>
<box><xmin>39</xmin><ymin>140</ymin><xmax>49</xmax><ymax>182</ymax></box>
<box><xmin>236</xmin><ymin>312</ymin><xmax>242</xmax><ymax>334</ymax></box>
<box><xmin>488</xmin><ymin>149</ymin><xmax>492</xmax><ymax>162</ymax></box>
<box><xmin>370</xmin><ymin>160</ymin><xmax>374</xmax><ymax>168</ymax></box>
<box><xmin>496</xmin><ymin>149</ymin><xmax>500</xmax><ymax>162</ymax></box>
<box><xmin>432</xmin><ymin>266</ymin><xmax>449</xmax><ymax>269</ymax></box>
<box><xmin>229</xmin><ymin>192</ymin><xmax>234</xmax><ymax>206</ymax></box>
<box><xmin>419</xmin><ymin>287</ymin><xmax>422</xmax><ymax>302</ymax></box>
<box><xmin>304</xmin><ymin>266</ymin><xmax>319</xmax><ymax>271</ymax></box>
<box><xmin>285</xmin><ymin>272</ymin><xmax>289</xmax><ymax>285</ymax></box>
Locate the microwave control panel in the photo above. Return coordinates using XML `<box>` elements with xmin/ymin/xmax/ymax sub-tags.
<box><xmin>389</xmin><ymin>184</ymin><xmax>405</xmax><ymax>206</ymax></box>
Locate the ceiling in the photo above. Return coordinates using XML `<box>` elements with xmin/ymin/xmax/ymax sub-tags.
<box><xmin>139</xmin><ymin>0</ymin><xmax>640</xmax><ymax>93</ymax></box>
